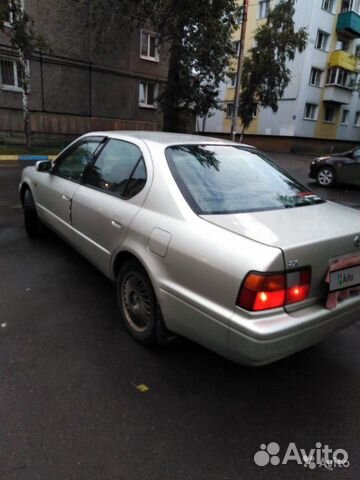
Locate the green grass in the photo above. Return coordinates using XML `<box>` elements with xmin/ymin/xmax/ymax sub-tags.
<box><xmin>0</xmin><ymin>145</ymin><xmax>62</xmax><ymax>155</ymax></box>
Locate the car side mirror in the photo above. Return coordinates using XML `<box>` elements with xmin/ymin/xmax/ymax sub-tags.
<box><xmin>35</xmin><ymin>160</ymin><xmax>52</xmax><ymax>172</ymax></box>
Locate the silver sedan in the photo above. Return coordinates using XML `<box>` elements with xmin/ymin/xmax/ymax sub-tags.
<box><xmin>20</xmin><ymin>131</ymin><xmax>360</xmax><ymax>365</ymax></box>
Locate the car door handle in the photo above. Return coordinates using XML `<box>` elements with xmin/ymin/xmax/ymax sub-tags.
<box><xmin>62</xmin><ymin>194</ymin><xmax>71</xmax><ymax>201</ymax></box>
<box><xmin>111</xmin><ymin>220</ymin><xmax>123</xmax><ymax>229</ymax></box>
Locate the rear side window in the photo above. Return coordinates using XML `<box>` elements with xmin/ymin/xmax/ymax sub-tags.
<box><xmin>84</xmin><ymin>139</ymin><xmax>147</xmax><ymax>199</ymax></box>
<box><xmin>53</xmin><ymin>139</ymin><xmax>102</xmax><ymax>181</ymax></box>
<box><xmin>166</xmin><ymin>145</ymin><xmax>324</xmax><ymax>215</ymax></box>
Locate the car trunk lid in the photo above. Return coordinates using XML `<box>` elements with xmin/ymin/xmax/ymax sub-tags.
<box><xmin>202</xmin><ymin>202</ymin><xmax>360</xmax><ymax>311</ymax></box>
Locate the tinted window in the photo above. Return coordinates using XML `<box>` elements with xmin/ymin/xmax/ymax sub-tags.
<box><xmin>54</xmin><ymin>140</ymin><xmax>102</xmax><ymax>181</ymax></box>
<box><xmin>353</xmin><ymin>148</ymin><xmax>360</xmax><ymax>160</ymax></box>
<box><xmin>84</xmin><ymin>139</ymin><xmax>146</xmax><ymax>198</ymax></box>
<box><xmin>166</xmin><ymin>145</ymin><xmax>324</xmax><ymax>215</ymax></box>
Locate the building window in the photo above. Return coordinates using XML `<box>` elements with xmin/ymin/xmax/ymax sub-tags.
<box><xmin>237</xmin><ymin>6</ymin><xmax>244</xmax><ymax>24</ymax></box>
<box><xmin>341</xmin><ymin>109</ymin><xmax>349</xmax><ymax>124</ymax></box>
<box><xmin>227</xmin><ymin>72</ymin><xmax>236</xmax><ymax>87</ymax></box>
<box><xmin>2</xmin><ymin>0</ymin><xmax>24</xmax><ymax>26</ymax></box>
<box><xmin>231</xmin><ymin>41</ymin><xmax>240</xmax><ymax>56</ymax></box>
<box><xmin>326</xmin><ymin>67</ymin><xmax>352</xmax><ymax>87</ymax></box>
<box><xmin>322</xmin><ymin>0</ymin><xmax>335</xmax><ymax>12</ymax></box>
<box><xmin>309</xmin><ymin>68</ymin><xmax>323</xmax><ymax>87</ymax></box>
<box><xmin>226</xmin><ymin>103</ymin><xmax>234</xmax><ymax>118</ymax></box>
<box><xmin>341</xmin><ymin>0</ymin><xmax>355</xmax><ymax>12</ymax></box>
<box><xmin>140</xmin><ymin>30</ymin><xmax>159</xmax><ymax>61</ymax></box>
<box><xmin>252</xmin><ymin>103</ymin><xmax>258</xmax><ymax>118</ymax></box>
<box><xmin>139</xmin><ymin>81</ymin><xmax>158</xmax><ymax>108</ymax></box>
<box><xmin>324</xmin><ymin>106</ymin><xmax>335</xmax><ymax>123</ymax></box>
<box><xmin>258</xmin><ymin>0</ymin><xmax>270</xmax><ymax>18</ymax></box>
<box><xmin>354</xmin><ymin>111</ymin><xmax>360</xmax><ymax>126</ymax></box>
<box><xmin>1</xmin><ymin>0</ymin><xmax>13</xmax><ymax>25</ymax></box>
<box><xmin>0</xmin><ymin>57</ymin><xmax>22</xmax><ymax>90</ymax></box>
<box><xmin>315</xmin><ymin>30</ymin><xmax>330</xmax><ymax>51</ymax></box>
<box><xmin>304</xmin><ymin>103</ymin><xmax>318</xmax><ymax>120</ymax></box>
<box><xmin>336</xmin><ymin>39</ymin><xmax>350</xmax><ymax>51</ymax></box>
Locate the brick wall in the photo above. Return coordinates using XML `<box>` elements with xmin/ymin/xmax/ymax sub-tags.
<box><xmin>0</xmin><ymin>1</ymin><xmax>168</xmax><ymax>145</ymax></box>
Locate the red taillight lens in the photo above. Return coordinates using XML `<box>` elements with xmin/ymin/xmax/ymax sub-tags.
<box><xmin>237</xmin><ymin>269</ymin><xmax>311</xmax><ymax>311</ymax></box>
<box><xmin>285</xmin><ymin>269</ymin><xmax>311</xmax><ymax>305</ymax></box>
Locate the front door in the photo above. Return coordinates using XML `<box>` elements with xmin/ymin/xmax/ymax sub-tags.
<box><xmin>34</xmin><ymin>137</ymin><xmax>104</xmax><ymax>240</ymax></box>
<box><xmin>339</xmin><ymin>148</ymin><xmax>360</xmax><ymax>186</ymax></box>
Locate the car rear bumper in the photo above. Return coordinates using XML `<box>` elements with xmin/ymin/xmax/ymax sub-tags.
<box><xmin>228</xmin><ymin>297</ymin><xmax>360</xmax><ymax>366</ymax></box>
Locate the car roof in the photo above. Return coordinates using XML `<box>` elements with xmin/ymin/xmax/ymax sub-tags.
<box><xmin>83</xmin><ymin>130</ymin><xmax>254</xmax><ymax>149</ymax></box>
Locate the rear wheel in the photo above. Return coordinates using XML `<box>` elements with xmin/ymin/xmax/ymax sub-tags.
<box><xmin>117</xmin><ymin>260</ymin><xmax>158</xmax><ymax>345</ymax></box>
<box><xmin>316</xmin><ymin>167</ymin><xmax>336</xmax><ymax>187</ymax></box>
<box><xmin>23</xmin><ymin>188</ymin><xmax>43</xmax><ymax>237</ymax></box>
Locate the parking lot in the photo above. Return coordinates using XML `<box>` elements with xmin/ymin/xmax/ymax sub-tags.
<box><xmin>1</xmin><ymin>155</ymin><xmax>360</xmax><ymax>480</ymax></box>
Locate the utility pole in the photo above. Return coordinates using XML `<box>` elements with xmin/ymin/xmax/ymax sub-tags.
<box><xmin>231</xmin><ymin>0</ymin><xmax>248</xmax><ymax>142</ymax></box>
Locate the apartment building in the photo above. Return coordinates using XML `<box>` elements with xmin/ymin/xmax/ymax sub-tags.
<box><xmin>0</xmin><ymin>0</ymin><xmax>168</xmax><ymax>144</ymax></box>
<box><xmin>199</xmin><ymin>0</ymin><xmax>360</xmax><ymax>143</ymax></box>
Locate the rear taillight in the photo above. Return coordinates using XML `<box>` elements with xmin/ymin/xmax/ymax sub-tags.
<box><xmin>237</xmin><ymin>269</ymin><xmax>311</xmax><ymax>312</ymax></box>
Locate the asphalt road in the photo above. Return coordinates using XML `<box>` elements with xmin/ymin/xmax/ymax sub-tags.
<box><xmin>1</xmin><ymin>157</ymin><xmax>360</xmax><ymax>480</ymax></box>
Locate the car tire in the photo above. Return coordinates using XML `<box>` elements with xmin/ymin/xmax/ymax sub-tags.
<box><xmin>23</xmin><ymin>188</ymin><xmax>43</xmax><ymax>237</ymax></box>
<box><xmin>116</xmin><ymin>260</ymin><xmax>159</xmax><ymax>345</ymax></box>
<box><xmin>316</xmin><ymin>167</ymin><xmax>336</xmax><ymax>187</ymax></box>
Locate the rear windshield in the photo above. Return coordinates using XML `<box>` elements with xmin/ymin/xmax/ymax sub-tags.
<box><xmin>166</xmin><ymin>145</ymin><xmax>324</xmax><ymax>215</ymax></box>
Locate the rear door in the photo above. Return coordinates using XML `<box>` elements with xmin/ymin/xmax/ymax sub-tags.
<box><xmin>71</xmin><ymin>138</ymin><xmax>150</xmax><ymax>275</ymax></box>
<box><xmin>35</xmin><ymin>137</ymin><xmax>104</xmax><ymax>240</ymax></box>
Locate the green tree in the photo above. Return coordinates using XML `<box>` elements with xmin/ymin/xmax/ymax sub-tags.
<box><xmin>85</xmin><ymin>0</ymin><xmax>240</xmax><ymax>132</ymax></box>
<box><xmin>0</xmin><ymin>0</ymin><xmax>47</xmax><ymax>148</ymax></box>
<box><xmin>238</xmin><ymin>0</ymin><xmax>307</xmax><ymax>140</ymax></box>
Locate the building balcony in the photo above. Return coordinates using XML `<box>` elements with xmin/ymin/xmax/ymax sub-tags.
<box><xmin>336</xmin><ymin>11</ymin><xmax>360</xmax><ymax>38</ymax></box>
<box><xmin>323</xmin><ymin>85</ymin><xmax>353</xmax><ymax>104</ymax></box>
<box><xmin>329</xmin><ymin>50</ymin><xmax>357</xmax><ymax>72</ymax></box>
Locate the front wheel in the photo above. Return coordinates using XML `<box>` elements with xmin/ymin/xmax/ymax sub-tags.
<box><xmin>23</xmin><ymin>188</ymin><xmax>43</xmax><ymax>237</ymax></box>
<box><xmin>316</xmin><ymin>167</ymin><xmax>336</xmax><ymax>187</ymax></box>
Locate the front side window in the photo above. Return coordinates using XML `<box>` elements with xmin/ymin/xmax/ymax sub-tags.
<box><xmin>140</xmin><ymin>30</ymin><xmax>159</xmax><ymax>61</ymax></box>
<box><xmin>53</xmin><ymin>139</ymin><xmax>103</xmax><ymax>181</ymax></box>
<box><xmin>315</xmin><ymin>30</ymin><xmax>330</xmax><ymax>51</ymax></box>
<box><xmin>139</xmin><ymin>81</ymin><xmax>158</xmax><ymax>107</ymax></box>
<box><xmin>166</xmin><ymin>145</ymin><xmax>323</xmax><ymax>215</ymax></box>
<box><xmin>353</xmin><ymin>147</ymin><xmax>360</xmax><ymax>159</ymax></box>
<box><xmin>84</xmin><ymin>139</ymin><xmax>146</xmax><ymax>199</ymax></box>
<box><xmin>258</xmin><ymin>0</ymin><xmax>270</xmax><ymax>18</ymax></box>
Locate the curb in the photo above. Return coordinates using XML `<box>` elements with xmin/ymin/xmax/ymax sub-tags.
<box><xmin>0</xmin><ymin>155</ymin><xmax>57</xmax><ymax>162</ymax></box>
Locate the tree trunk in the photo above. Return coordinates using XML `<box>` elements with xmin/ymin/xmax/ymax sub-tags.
<box><xmin>162</xmin><ymin>17</ymin><xmax>187</xmax><ymax>133</ymax></box>
<box><xmin>239</xmin><ymin>124</ymin><xmax>246</xmax><ymax>143</ymax></box>
<box><xmin>19</xmin><ymin>50</ymin><xmax>31</xmax><ymax>149</ymax></box>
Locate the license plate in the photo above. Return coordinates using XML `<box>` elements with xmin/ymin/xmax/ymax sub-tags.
<box><xmin>329</xmin><ymin>264</ymin><xmax>360</xmax><ymax>292</ymax></box>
